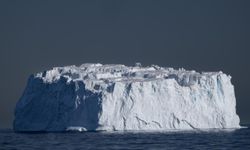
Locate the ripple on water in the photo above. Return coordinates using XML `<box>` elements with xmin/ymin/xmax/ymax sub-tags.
<box><xmin>0</xmin><ymin>127</ymin><xmax>250</xmax><ymax>150</ymax></box>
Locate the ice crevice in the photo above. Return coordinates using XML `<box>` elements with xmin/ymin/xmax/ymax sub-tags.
<box><xmin>135</xmin><ymin>116</ymin><xmax>149</xmax><ymax>127</ymax></box>
<box><xmin>181</xmin><ymin>120</ymin><xmax>197</xmax><ymax>129</ymax></box>
<box><xmin>152</xmin><ymin>121</ymin><xmax>162</xmax><ymax>128</ymax></box>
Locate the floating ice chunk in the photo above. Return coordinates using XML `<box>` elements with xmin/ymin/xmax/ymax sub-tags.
<box><xmin>66</xmin><ymin>127</ymin><xmax>87</xmax><ymax>132</ymax></box>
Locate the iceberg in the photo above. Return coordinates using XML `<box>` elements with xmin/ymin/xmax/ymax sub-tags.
<box><xmin>14</xmin><ymin>63</ymin><xmax>240</xmax><ymax>132</ymax></box>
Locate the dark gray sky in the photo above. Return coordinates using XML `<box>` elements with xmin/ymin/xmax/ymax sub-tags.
<box><xmin>0</xmin><ymin>0</ymin><xmax>249</xmax><ymax>128</ymax></box>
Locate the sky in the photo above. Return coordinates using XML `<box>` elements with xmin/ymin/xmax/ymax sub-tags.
<box><xmin>0</xmin><ymin>0</ymin><xmax>249</xmax><ymax>128</ymax></box>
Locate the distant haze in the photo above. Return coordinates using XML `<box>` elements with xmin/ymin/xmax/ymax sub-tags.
<box><xmin>0</xmin><ymin>0</ymin><xmax>250</xmax><ymax>128</ymax></box>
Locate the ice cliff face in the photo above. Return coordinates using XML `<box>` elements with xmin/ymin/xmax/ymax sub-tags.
<box><xmin>14</xmin><ymin>63</ymin><xmax>240</xmax><ymax>132</ymax></box>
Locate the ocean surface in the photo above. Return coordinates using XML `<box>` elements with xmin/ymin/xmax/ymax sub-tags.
<box><xmin>1</xmin><ymin>125</ymin><xmax>250</xmax><ymax>150</ymax></box>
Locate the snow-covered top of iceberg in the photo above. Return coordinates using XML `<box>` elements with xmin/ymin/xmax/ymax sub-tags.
<box><xmin>35</xmin><ymin>63</ymin><xmax>226</xmax><ymax>86</ymax></box>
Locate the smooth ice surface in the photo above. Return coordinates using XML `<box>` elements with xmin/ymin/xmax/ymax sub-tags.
<box><xmin>14</xmin><ymin>63</ymin><xmax>240</xmax><ymax>132</ymax></box>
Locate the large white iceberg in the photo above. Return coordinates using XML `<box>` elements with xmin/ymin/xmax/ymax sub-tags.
<box><xmin>14</xmin><ymin>63</ymin><xmax>240</xmax><ymax>131</ymax></box>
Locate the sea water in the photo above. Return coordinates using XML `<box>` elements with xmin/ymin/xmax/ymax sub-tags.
<box><xmin>1</xmin><ymin>125</ymin><xmax>250</xmax><ymax>150</ymax></box>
